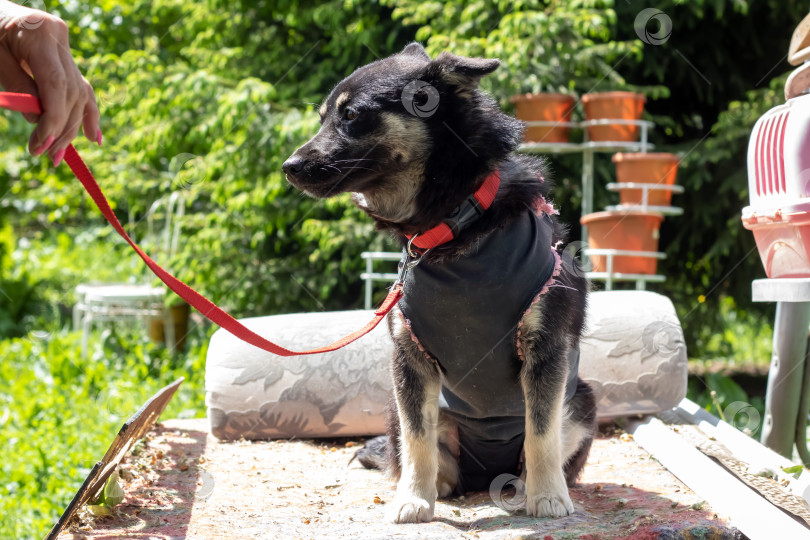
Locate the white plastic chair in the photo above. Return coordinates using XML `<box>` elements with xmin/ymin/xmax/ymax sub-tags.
<box><xmin>73</xmin><ymin>192</ymin><xmax>185</xmax><ymax>356</ymax></box>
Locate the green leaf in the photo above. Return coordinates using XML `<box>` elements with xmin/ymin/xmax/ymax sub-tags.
<box><xmin>87</xmin><ymin>505</ymin><xmax>112</xmax><ymax>517</ymax></box>
<box><xmin>781</xmin><ymin>465</ymin><xmax>804</xmax><ymax>479</ymax></box>
<box><xmin>103</xmin><ymin>471</ymin><xmax>125</xmax><ymax>507</ymax></box>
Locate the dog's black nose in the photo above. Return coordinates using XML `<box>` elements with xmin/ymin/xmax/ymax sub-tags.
<box><xmin>282</xmin><ymin>156</ymin><xmax>305</xmax><ymax>176</ymax></box>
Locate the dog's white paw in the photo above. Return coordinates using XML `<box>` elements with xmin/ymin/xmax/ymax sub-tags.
<box><xmin>387</xmin><ymin>496</ymin><xmax>434</xmax><ymax>523</ymax></box>
<box><xmin>525</xmin><ymin>490</ymin><xmax>574</xmax><ymax>518</ymax></box>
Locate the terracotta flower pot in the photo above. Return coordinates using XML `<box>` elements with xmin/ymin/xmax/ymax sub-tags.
<box><xmin>511</xmin><ymin>93</ymin><xmax>576</xmax><ymax>143</ymax></box>
<box><xmin>581</xmin><ymin>92</ymin><xmax>646</xmax><ymax>142</ymax></box>
<box><xmin>149</xmin><ymin>302</ymin><xmax>191</xmax><ymax>350</ymax></box>
<box><xmin>612</xmin><ymin>152</ymin><xmax>680</xmax><ymax>206</ymax></box>
<box><xmin>580</xmin><ymin>210</ymin><xmax>664</xmax><ymax>274</ymax></box>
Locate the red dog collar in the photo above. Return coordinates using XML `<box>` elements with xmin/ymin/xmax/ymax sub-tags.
<box><xmin>406</xmin><ymin>170</ymin><xmax>500</xmax><ymax>251</ymax></box>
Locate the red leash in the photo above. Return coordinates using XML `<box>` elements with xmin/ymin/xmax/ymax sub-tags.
<box><xmin>0</xmin><ymin>92</ymin><xmax>403</xmax><ymax>356</ymax></box>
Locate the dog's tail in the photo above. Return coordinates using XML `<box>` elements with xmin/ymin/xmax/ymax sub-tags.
<box><xmin>349</xmin><ymin>435</ymin><xmax>389</xmax><ymax>470</ymax></box>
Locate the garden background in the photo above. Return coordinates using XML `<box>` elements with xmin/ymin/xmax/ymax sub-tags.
<box><xmin>1</xmin><ymin>0</ymin><xmax>806</xmax><ymax>537</ymax></box>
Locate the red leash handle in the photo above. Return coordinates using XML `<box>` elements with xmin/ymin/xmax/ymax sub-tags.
<box><xmin>0</xmin><ymin>92</ymin><xmax>401</xmax><ymax>356</ymax></box>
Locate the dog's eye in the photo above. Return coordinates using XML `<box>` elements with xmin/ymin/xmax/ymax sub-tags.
<box><xmin>345</xmin><ymin>108</ymin><xmax>360</xmax><ymax>121</ymax></box>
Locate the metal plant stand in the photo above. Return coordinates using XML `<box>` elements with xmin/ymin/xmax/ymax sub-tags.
<box><xmin>518</xmin><ymin>118</ymin><xmax>655</xmax><ymax>241</ymax></box>
<box><xmin>361</xmin><ymin>252</ymin><xmax>401</xmax><ymax>310</ymax></box>
<box><xmin>519</xmin><ymin>118</ymin><xmax>676</xmax><ymax>290</ymax></box>
<box><xmin>752</xmin><ymin>278</ymin><xmax>810</xmax><ymax>463</ymax></box>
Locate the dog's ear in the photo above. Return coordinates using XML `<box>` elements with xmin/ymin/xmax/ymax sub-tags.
<box><xmin>431</xmin><ymin>51</ymin><xmax>499</xmax><ymax>91</ymax></box>
<box><xmin>401</xmin><ymin>42</ymin><xmax>431</xmax><ymax>61</ymax></box>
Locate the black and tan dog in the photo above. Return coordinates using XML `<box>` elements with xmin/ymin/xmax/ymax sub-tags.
<box><xmin>283</xmin><ymin>43</ymin><xmax>596</xmax><ymax>523</ymax></box>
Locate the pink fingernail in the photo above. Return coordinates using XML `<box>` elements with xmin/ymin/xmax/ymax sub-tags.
<box><xmin>33</xmin><ymin>135</ymin><xmax>55</xmax><ymax>156</ymax></box>
<box><xmin>52</xmin><ymin>148</ymin><xmax>66</xmax><ymax>167</ymax></box>
<box><xmin>97</xmin><ymin>129</ymin><xmax>103</xmax><ymax>147</ymax></box>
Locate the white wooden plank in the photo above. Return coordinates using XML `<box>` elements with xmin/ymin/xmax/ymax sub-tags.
<box><xmin>675</xmin><ymin>397</ymin><xmax>810</xmax><ymax>505</ymax></box>
<box><xmin>629</xmin><ymin>416</ymin><xmax>810</xmax><ymax>540</ymax></box>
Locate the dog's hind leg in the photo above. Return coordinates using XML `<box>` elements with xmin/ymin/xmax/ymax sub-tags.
<box><xmin>562</xmin><ymin>378</ymin><xmax>597</xmax><ymax>486</ymax></box>
<box><xmin>386</xmin><ymin>312</ymin><xmax>443</xmax><ymax>523</ymax></box>
<box><xmin>435</xmin><ymin>414</ymin><xmax>460</xmax><ymax>497</ymax></box>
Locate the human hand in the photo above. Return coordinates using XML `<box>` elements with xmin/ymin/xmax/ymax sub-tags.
<box><xmin>0</xmin><ymin>1</ymin><xmax>101</xmax><ymax>165</ymax></box>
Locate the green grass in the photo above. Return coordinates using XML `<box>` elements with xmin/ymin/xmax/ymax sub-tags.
<box><xmin>0</xmin><ymin>326</ymin><xmax>208</xmax><ymax>539</ymax></box>
<box><xmin>684</xmin><ymin>296</ymin><xmax>773</xmax><ymax>436</ymax></box>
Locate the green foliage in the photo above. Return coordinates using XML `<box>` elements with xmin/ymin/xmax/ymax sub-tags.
<box><xmin>0</xmin><ymin>225</ymin><xmax>45</xmax><ymax>339</ymax></box>
<box><xmin>0</xmin><ymin>3</ymin><xmax>408</xmax><ymax>536</ymax></box>
<box><xmin>693</xmin><ymin>296</ymin><xmax>773</xmax><ymax>365</ymax></box>
<box><xmin>0</xmin><ymin>273</ymin><xmax>41</xmax><ymax>339</ymax></box>
<box><xmin>659</xmin><ymin>77</ymin><xmax>785</xmax><ymax>352</ymax></box>
<box><xmin>58</xmin><ymin>0</ymin><xmax>411</xmax><ymax>106</ymax></box>
<box><xmin>5</xmin><ymin>229</ymin><xmax>143</xmax><ymax>310</ymax></box>
<box><xmin>606</xmin><ymin>3</ymin><xmax>806</xmax><ymax>347</ymax></box>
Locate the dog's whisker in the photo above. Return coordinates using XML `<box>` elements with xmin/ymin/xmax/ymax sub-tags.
<box><xmin>331</xmin><ymin>158</ymin><xmax>379</xmax><ymax>164</ymax></box>
<box><xmin>339</xmin><ymin>166</ymin><xmax>377</xmax><ymax>173</ymax></box>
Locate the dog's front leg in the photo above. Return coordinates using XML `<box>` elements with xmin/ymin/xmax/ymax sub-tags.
<box><xmin>388</xmin><ymin>324</ymin><xmax>442</xmax><ymax>523</ymax></box>
<box><xmin>521</xmin><ymin>355</ymin><xmax>574</xmax><ymax>517</ymax></box>
<box><xmin>519</xmin><ymin>308</ymin><xmax>574</xmax><ymax>518</ymax></box>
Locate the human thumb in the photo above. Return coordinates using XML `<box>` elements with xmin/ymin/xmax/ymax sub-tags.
<box><xmin>0</xmin><ymin>48</ymin><xmax>41</xmax><ymax>123</ymax></box>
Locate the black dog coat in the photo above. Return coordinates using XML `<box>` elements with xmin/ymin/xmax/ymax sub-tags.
<box><xmin>399</xmin><ymin>208</ymin><xmax>579</xmax><ymax>492</ymax></box>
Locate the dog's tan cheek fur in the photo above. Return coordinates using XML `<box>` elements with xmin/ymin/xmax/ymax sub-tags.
<box><xmin>356</xmin><ymin>113</ymin><xmax>430</xmax><ymax>223</ymax></box>
<box><xmin>379</xmin><ymin>114</ymin><xmax>428</xmax><ymax>161</ymax></box>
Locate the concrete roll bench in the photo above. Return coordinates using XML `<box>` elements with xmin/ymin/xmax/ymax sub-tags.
<box><xmin>205</xmin><ymin>290</ymin><xmax>688</xmax><ymax>441</ymax></box>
